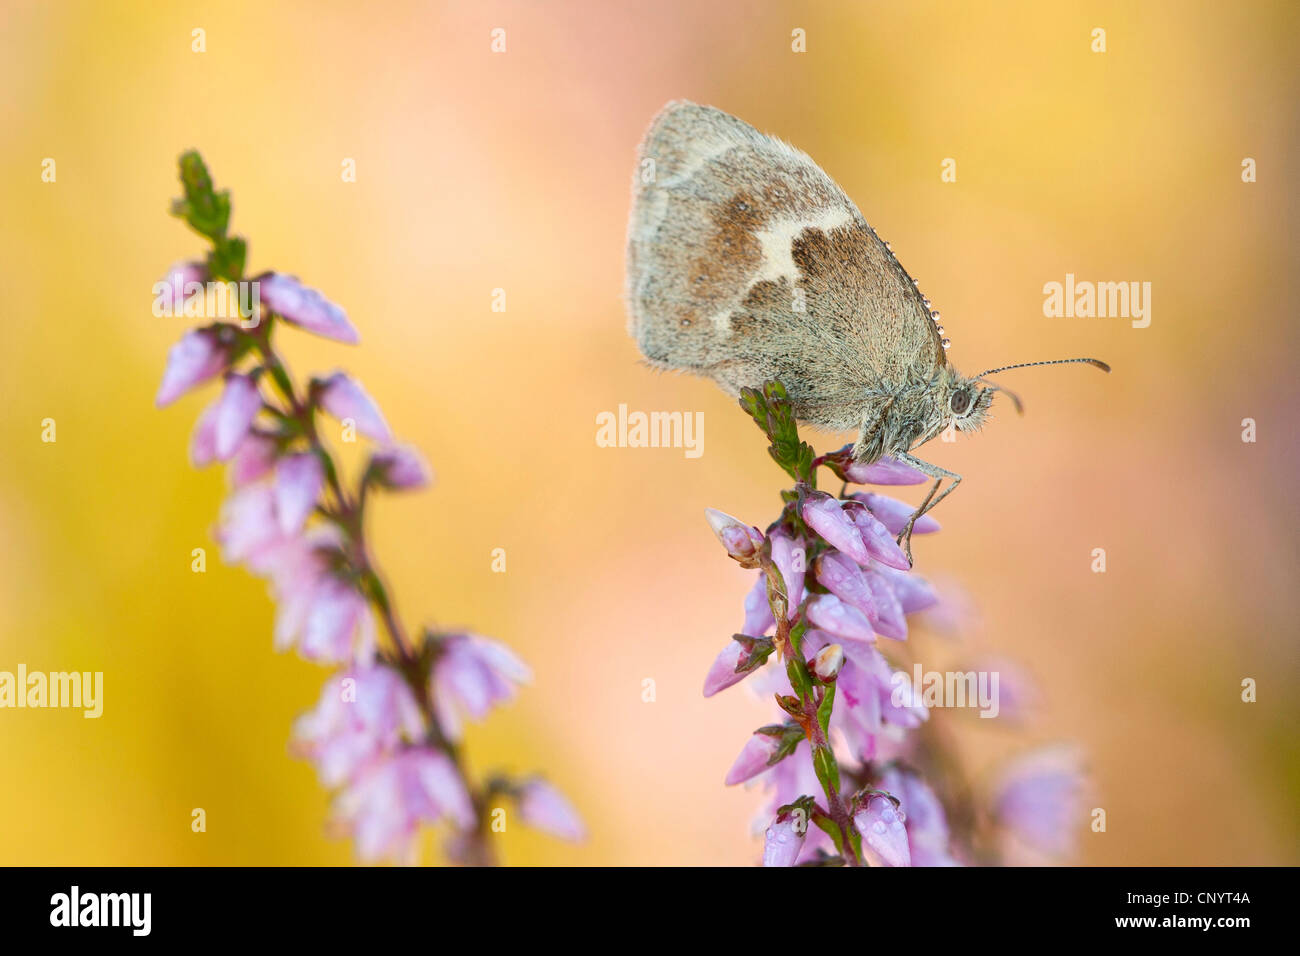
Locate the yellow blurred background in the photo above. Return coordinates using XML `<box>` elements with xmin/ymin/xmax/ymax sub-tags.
<box><xmin>1</xmin><ymin>0</ymin><xmax>1296</xmax><ymax>865</ymax></box>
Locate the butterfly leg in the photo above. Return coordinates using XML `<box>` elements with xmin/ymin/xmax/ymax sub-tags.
<box><xmin>891</xmin><ymin>453</ymin><xmax>962</xmax><ymax>566</ymax></box>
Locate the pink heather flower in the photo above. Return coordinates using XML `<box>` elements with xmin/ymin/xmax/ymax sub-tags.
<box><xmin>704</xmin><ymin>508</ymin><xmax>764</xmax><ymax>565</ymax></box>
<box><xmin>229</xmin><ymin>433</ymin><xmax>278</xmax><ymax>486</ymax></box>
<box><xmin>742</xmin><ymin>573</ymin><xmax>775</xmax><ymax>636</ymax></box>
<box><xmin>853</xmin><ymin>492</ymin><xmax>940</xmax><ymax>537</ymax></box>
<box><xmin>873</xmin><ymin>565</ymin><xmax>938</xmax><ymax>615</ymax></box>
<box><xmin>368</xmin><ymin>444</ymin><xmax>432</xmax><ymax>490</ymax></box>
<box><xmin>266</xmin><ymin>528</ymin><xmax>347</xmax><ymax>648</ymax></box>
<box><xmin>843</xmin><ymin>455</ymin><xmax>928</xmax><ymax>485</ymax></box>
<box><xmin>298</xmin><ymin>577</ymin><xmax>375</xmax><ymax>664</ymax></box>
<box><xmin>813</xmin><ymin>551</ymin><xmax>878</xmax><ymax>624</ymax></box>
<box><xmin>769</xmin><ymin>530</ymin><xmax>805</xmax><ymax>616</ymax></box>
<box><xmin>725</xmin><ymin>730</ymin><xmax>783</xmax><ymax>785</ymax></box>
<box><xmin>156</xmin><ymin>328</ymin><xmax>230</xmax><ymax>407</ymax></box>
<box><xmin>214</xmin><ymin>482</ymin><xmax>282</xmax><ymax>565</ymax></box>
<box><xmin>865</xmin><ymin>569</ymin><xmax>908</xmax><ymax>640</ymax></box>
<box><xmin>334</xmin><ymin>748</ymin><xmax>475</xmax><ymax>863</ymax></box>
<box><xmin>854</xmin><ymin>794</ymin><xmax>912</xmax><ymax>867</ymax></box>
<box><xmin>431</xmin><ymin>634</ymin><xmax>532</xmax><ymax>740</ymax></box>
<box><xmin>805</xmin><ymin>593</ymin><xmax>876</xmax><ymax>644</ymax></box>
<box><xmin>214</xmin><ymin>372</ymin><xmax>262</xmax><ymax>460</ymax></box>
<box><xmin>879</xmin><ymin>766</ymin><xmax>958</xmax><ymax>867</ymax></box>
<box><xmin>292</xmin><ymin>665</ymin><xmax>425</xmax><ymax>788</ymax></box>
<box><xmin>157</xmin><ymin>260</ymin><xmax>207</xmax><ymax>314</ymax></box>
<box><xmin>845</xmin><ymin>502</ymin><xmax>911</xmax><ymax>570</ymax></box>
<box><xmin>993</xmin><ymin>747</ymin><xmax>1087</xmax><ymax>859</ymax></box>
<box><xmin>258</xmin><ymin>272</ymin><xmax>359</xmax><ymax>344</ymax></box>
<box><xmin>517</xmin><ymin>779</ymin><xmax>585</xmax><ymax>841</ymax></box>
<box><xmin>190</xmin><ymin>400</ymin><xmax>220</xmax><ymax>467</ymax></box>
<box><xmin>274</xmin><ymin>452</ymin><xmax>325</xmax><ymax>534</ymax></box>
<box><xmin>762</xmin><ymin>814</ymin><xmax>807</xmax><ymax>867</ymax></box>
<box><xmin>800</xmin><ymin>493</ymin><xmax>872</xmax><ymax>567</ymax></box>
<box><xmin>702</xmin><ymin>640</ymin><xmax>751</xmax><ymax>697</ymax></box>
<box><xmin>317</xmin><ymin>372</ymin><xmax>393</xmax><ymax>442</ymax></box>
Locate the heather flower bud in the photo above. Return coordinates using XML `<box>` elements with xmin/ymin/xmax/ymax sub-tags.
<box><xmin>814</xmin><ymin>551</ymin><xmax>878</xmax><ymax>622</ymax></box>
<box><xmin>431</xmin><ymin>634</ymin><xmax>532</xmax><ymax>741</ymax></box>
<box><xmin>800</xmin><ymin>492</ymin><xmax>872</xmax><ymax>567</ymax></box>
<box><xmin>768</xmin><ymin>529</ymin><xmax>805</xmax><ymax>613</ymax></box>
<box><xmin>156</xmin><ymin>327</ymin><xmax>232</xmax><ymax>407</ymax></box>
<box><xmin>853</xmin><ymin>492</ymin><xmax>941</xmax><ymax>537</ymax></box>
<box><xmin>214</xmin><ymin>372</ymin><xmax>262</xmax><ymax>460</ymax></box>
<box><xmin>516</xmin><ymin>779</ymin><xmax>586</xmax><ymax>842</ymax></box>
<box><xmin>274</xmin><ymin>452</ymin><xmax>325</xmax><ymax>534</ymax></box>
<box><xmin>805</xmin><ymin>593</ymin><xmax>876</xmax><ymax>643</ymax></box>
<box><xmin>762</xmin><ymin>814</ymin><xmax>807</xmax><ymax>867</ymax></box>
<box><xmin>725</xmin><ymin>730</ymin><xmax>783</xmax><ymax>785</ymax></box>
<box><xmin>258</xmin><ymin>272</ymin><xmax>359</xmax><ymax>344</ymax></box>
<box><xmin>316</xmin><ymin>371</ymin><xmax>393</xmax><ymax>442</ymax></box>
<box><xmin>812</xmin><ymin>643</ymin><xmax>844</xmax><ymax>681</ymax></box>
<box><xmin>854</xmin><ymin>794</ymin><xmax>911</xmax><ymax>867</ymax></box>
<box><xmin>845</xmin><ymin>502</ymin><xmax>911</xmax><ymax>570</ymax></box>
<box><xmin>843</xmin><ymin>455</ymin><xmax>928</xmax><ymax>486</ymax></box>
<box><xmin>367</xmin><ymin>443</ymin><xmax>432</xmax><ymax>490</ymax></box>
<box><xmin>703</xmin><ymin>508</ymin><xmax>764</xmax><ymax>566</ymax></box>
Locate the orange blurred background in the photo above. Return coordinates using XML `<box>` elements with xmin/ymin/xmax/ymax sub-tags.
<box><xmin>0</xmin><ymin>0</ymin><xmax>1296</xmax><ymax>865</ymax></box>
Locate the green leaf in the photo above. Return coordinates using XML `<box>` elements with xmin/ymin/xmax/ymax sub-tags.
<box><xmin>775</xmin><ymin>694</ymin><xmax>802</xmax><ymax>718</ymax></box>
<box><xmin>786</xmin><ymin>653</ymin><xmax>812</xmax><ymax>701</ymax></box>
<box><xmin>760</xmin><ymin>722</ymin><xmax>806</xmax><ymax>767</ymax></box>
<box><xmin>812</xmin><ymin>743</ymin><xmax>840</xmax><ymax>797</ymax></box>
<box><xmin>811</xmin><ymin>810</ymin><xmax>847</xmax><ymax>857</ymax></box>
<box><xmin>172</xmin><ymin>150</ymin><xmax>231</xmax><ymax>240</ymax></box>
<box><xmin>816</xmin><ymin>683</ymin><xmax>836</xmax><ymax>736</ymax></box>
<box><xmin>207</xmin><ymin>236</ymin><xmax>246</xmax><ymax>282</ymax></box>
<box><xmin>730</xmin><ymin>634</ymin><xmax>776</xmax><ymax>677</ymax></box>
<box><xmin>737</xmin><ymin>381</ymin><xmax>817</xmax><ymax>486</ymax></box>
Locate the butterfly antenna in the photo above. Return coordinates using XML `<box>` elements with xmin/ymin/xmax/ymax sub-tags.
<box><xmin>975</xmin><ymin>357</ymin><xmax>1111</xmax><ymax>377</ymax></box>
<box><xmin>977</xmin><ymin>380</ymin><xmax>1025</xmax><ymax>415</ymax></box>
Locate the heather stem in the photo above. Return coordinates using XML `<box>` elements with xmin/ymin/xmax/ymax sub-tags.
<box><xmin>762</xmin><ymin>559</ymin><xmax>861</xmax><ymax>865</ymax></box>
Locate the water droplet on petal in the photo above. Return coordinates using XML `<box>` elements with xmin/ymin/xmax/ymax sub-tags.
<box><xmin>930</xmin><ymin>310</ymin><xmax>941</xmax><ymax>320</ymax></box>
<box><xmin>941</xmin><ymin>337</ymin><xmax>952</xmax><ymax>349</ymax></box>
<box><xmin>935</xmin><ymin>326</ymin><xmax>945</xmax><ymax>336</ymax></box>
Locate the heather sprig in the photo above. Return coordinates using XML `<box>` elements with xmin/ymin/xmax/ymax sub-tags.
<box><xmin>156</xmin><ymin>151</ymin><xmax>582</xmax><ymax>865</ymax></box>
<box><xmin>705</xmin><ymin>383</ymin><xmax>1085</xmax><ymax>867</ymax></box>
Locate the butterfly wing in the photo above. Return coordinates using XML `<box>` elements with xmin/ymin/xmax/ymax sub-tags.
<box><xmin>626</xmin><ymin>101</ymin><xmax>943</xmax><ymax>430</ymax></box>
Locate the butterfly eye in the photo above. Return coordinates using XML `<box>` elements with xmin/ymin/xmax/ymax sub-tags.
<box><xmin>949</xmin><ymin>390</ymin><xmax>972</xmax><ymax>415</ymax></box>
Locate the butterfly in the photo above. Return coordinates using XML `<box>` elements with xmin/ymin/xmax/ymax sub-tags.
<box><xmin>625</xmin><ymin>101</ymin><xmax>1107</xmax><ymax>564</ymax></box>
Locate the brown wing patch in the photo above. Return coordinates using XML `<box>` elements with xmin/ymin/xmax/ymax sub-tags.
<box><xmin>790</xmin><ymin>223</ymin><xmax>944</xmax><ymax>382</ymax></box>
